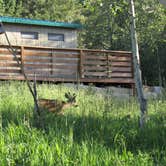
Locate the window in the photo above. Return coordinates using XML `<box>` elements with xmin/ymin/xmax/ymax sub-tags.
<box><xmin>48</xmin><ymin>33</ymin><xmax>64</xmax><ymax>41</ymax></box>
<box><xmin>21</xmin><ymin>32</ymin><xmax>38</xmax><ymax>39</ymax></box>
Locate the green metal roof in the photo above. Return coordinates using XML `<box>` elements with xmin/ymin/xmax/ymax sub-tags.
<box><xmin>0</xmin><ymin>16</ymin><xmax>82</xmax><ymax>29</ymax></box>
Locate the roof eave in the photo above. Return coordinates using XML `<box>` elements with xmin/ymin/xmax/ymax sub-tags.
<box><xmin>0</xmin><ymin>16</ymin><xmax>82</xmax><ymax>29</ymax></box>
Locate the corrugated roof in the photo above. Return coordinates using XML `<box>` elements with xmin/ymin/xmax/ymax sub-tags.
<box><xmin>0</xmin><ymin>16</ymin><xmax>82</xmax><ymax>29</ymax></box>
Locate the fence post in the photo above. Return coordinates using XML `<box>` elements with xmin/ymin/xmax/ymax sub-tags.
<box><xmin>20</xmin><ymin>46</ymin><xmax>25</xmax><ymax>74</ymax></box>
<box><xmin>50</xmin><ymin>49</ymin><xmax>53</xmax><ymax>76</ymax></box>
<box><xmin>80</xmin><ymin>50</ymin><xmax>84</xmax><ymax>78</ymax></box>
<box><xmin>107</xmin><ymin>53</ymin><xmax>111</xmax><ymax>78</ymax></box>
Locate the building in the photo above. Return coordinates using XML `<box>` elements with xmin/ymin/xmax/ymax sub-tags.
<box><xmin>0</xmin><ymin>16</ymin><xmax>81</xmax><ymax>48</ymax></box>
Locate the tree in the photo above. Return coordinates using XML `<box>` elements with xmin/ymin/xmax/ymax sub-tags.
<box><xmin>0</xmin><ymin>0</ymin><xmax>4</xmax><ymax>15</ymax></box>
<box><xmin>130</xmin><ymin>0</ymin><xmax>147</xmax><ymax>127</ymax></box>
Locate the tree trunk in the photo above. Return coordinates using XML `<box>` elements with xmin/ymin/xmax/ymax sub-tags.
<box><xmin>130</xmin><ymin>0</ymin><xmax>147</xmax><ymax>127</ymax></box>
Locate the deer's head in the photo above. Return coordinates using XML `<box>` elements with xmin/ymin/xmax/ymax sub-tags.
<box><xmin>64</xmin><ymin>92</ymin><xmax>78</xmax><ymax>108</ymax></box>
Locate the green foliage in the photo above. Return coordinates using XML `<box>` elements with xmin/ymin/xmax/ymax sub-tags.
<box><xmin>0</xmin><ymin>82</ymin><xmax>166</xmax><ymax>165</ymax></box>
<box><xmin>80</xmin><ymin>0</ymin><xmax>131</xmax><ymax>50</ymax></box>
<box><xmin>134</xmin><ymin>0</ymin><xmax>166</xmax><ymax>85</ymax></box>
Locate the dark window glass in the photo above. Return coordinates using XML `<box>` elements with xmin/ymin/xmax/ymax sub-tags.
<box><xmin>48</xmin><ymin>33</ymin><xmax>64</xmax><ymax>41</ymax></box>
<box><xmin>21</xmin><ymin>32</ymin><xmax>38</xmax><ymax>39</ymax></box>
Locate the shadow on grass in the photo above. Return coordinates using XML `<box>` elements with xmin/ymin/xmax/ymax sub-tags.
<box><xmin>1</xmin><ymin>105</ymin><xmax>166</xmax><ymax>154</ymax></box>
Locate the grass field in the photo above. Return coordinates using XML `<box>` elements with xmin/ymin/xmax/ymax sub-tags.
<box><xmin>0</xmin><ymin>81</ymin><xmax>166</xmax><ymax>166</ymax></box>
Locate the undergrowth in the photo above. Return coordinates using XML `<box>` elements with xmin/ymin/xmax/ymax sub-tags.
<box><xmin>0</xmin><ymin>81</ymin><xmax>166</xmax><ymax>166</ymax></box>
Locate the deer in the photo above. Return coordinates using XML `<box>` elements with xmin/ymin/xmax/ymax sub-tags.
<box><xmin>32</xmin><ymin>74</ymin><xmax>77</xmax><ymax>115</ymax></box>
<box><xmin>37</xmin><ymin>92</ymin><xmax>77</xmax><ymax>115</ymax></box>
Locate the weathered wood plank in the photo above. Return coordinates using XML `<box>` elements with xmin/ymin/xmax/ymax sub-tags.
<box><xmin>83</xmin><ymin>61</ymin><xmax>107</xmax><ymax>65</ymax></box>
<box><xmin>52</xmin><ymin>59</ymin><xmax>79</xmax><ymax>64</ymax></box>
<box><xmin>111</xmin><ymin>61</ymin><xmax>132</xmax><ymax>67</ymax></box>
<box><xmin>53</xmin><ymin>64</ymin><xmax>78</xmax><ymax>70</ymax></box>
<box><xmin>0</xmin><ymin>49</ymin><xmax>20</xmax><ymax>55</ymax></box>
<box><xmin>111</xmin><ymin>67</ymin><xmax>132</xmax><ymax>72</ymax></box>
<box><xmin>84</xmin><ymin>66</ymin><xmax>107</xmax><ymax>71</ymax></box>
<box><xmin>0</xmin><ymin>63</ymin><xmax>19</xmax><ymax>67</ymax></box>
<box><xmin>109</xmin><ymin>56</ymin><xmax>131</xmax><ymax>61</ymax></box>
<box><xmin>111</xmin><ymin>73</ymin><xmax>132</xmax><ymax>78</ymax></box>
<box><xmin>84</xmin><ymin>55</ymin><xmax>107</xmax><ymax>60</ymax></box>
<box><xmin>52</xmin><ymin>53</ymin><xmax>79</xmax><ymax>58</ymax></box>
<box><xmin>0</xmin><ymin>75</ymin><xmax>135</xmax><ymax>83</ymax></box>
<box><xmin>24</xmin><ymin>63</ymin><xmax>52</xmax><ymax>68</ymax></box>
<box><xmin>25</xmin><ymin>51</ymin><xmax>79</xmax><ymax>58</ymax></box>
<box><xmin>23</xmin><ymin>58</ymin><xmax>51</xmax><ymax>63</ymax></box>
<box><xmin>24</xmin><ymin>70</ymin><xmax>50</xmax><ymax>75</ymax></box>
<box><xmin>0</xmin><ymin>56</ymin><xmax>21</xmax><ymax>61</ymax></box>
<box><xmin>84</xmin><ymin>72</ymin><xmax>107</xmax><ymax>77</ymax></box>
<box><xmin>0</xmin><ymin>69</ymin><xmax>21</xmax><ymax>73</ymax></box>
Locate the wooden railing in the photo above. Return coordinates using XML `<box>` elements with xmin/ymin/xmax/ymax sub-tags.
<box><xmin>0</xmin><ymin>45</ymin><xmax>135</xmax><ymax>90</ymax></box>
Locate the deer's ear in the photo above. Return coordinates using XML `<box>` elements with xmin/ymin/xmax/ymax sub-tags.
<box><xmin>65</xmin><ymin>93</ymin><xmax>69</xmax><ymax>99</ymax></box>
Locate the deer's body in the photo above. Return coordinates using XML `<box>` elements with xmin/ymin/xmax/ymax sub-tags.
<box><xmin>37</xmin><ymin>93</ymin><xmax>77</xmax><ymax>114</ymax></box>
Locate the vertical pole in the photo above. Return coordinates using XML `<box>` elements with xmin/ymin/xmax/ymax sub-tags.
<box><xmin>107</xmin><ymin>53</ymin><xmax>111</xmax><ymax>78</ymax></box>
<box><xmin>50</xmin><ymin>50</ymin><xmax>53</xmax><ymax>75</ymax></box>
<box><xmin>20</xmin><ymin>46</ymin><xmax>25</xmax><ymax>74</ymax></box>
<box><xmin>130</xmin><ymin>0</ymin><xmax>147</xmax><ymax>127</ymax></box>
<box><xmin>80</xmin><ymin>50</ymin><xmax>84</xmax><ymax>79</ymax></box>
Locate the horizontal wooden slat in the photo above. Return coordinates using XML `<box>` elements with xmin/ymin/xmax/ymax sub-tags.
<box><xmin>109</xmin><ymin>56</ymin><xmax>131</xmax><ymax>61</ymax></box>
<box><xmin>81</xmin><ymin>78</ymin><xmax>135</xmax><ymax>83</ymax></box>
<box><xmin>24</xmin><ymin>52</ymin><xmax>79</xmax><ymax>58</ymax></box>
<box><xmin>84</xmin><ymin>72</ymin><xmax>107</xmax><ymax>77</ymax></box>
<box><xmin>0</xmin><ymin>75</ymin><xmax>135</xmax><ymax>84</ymax></box>
<box><xmin>0</xmin><ymin>49</ymin><xmax>20</xmax><ymax>55</ymax></box>
<box><xmin>24</xmin><ymin>70</ymin><xmax>77</xmax><ymax>75</ymax></box>
<box><xmin>23</xmin><ymin>63</ymin><xmax>78</xmax><ymax>70</ymax></box>
<box><xmin>84</xmin><ymin>55</ymin><xmax>107</xmax><ymax>60</ymax></box>
<box><xmin>111</xmin><ymin>62</ymin><xmax>132</xmax><ymax>67</ymax></box>
<box><xmin>52</xmin><ymin>70</ymin><xmax>77</xmax><ymax>75</ymax></box>
<box><xmin>24</xmin><ymin>51</ymin><xmax>51</xmax><ymax>57</ymax></box>
<box><xmin>52</xmin><ymin>65</ymin><xmax>78</xmax><ymax>70</ymax></box>
<box><xmin>0</xmin><ymin>44</ymin><xmax>131</xmax><ymax>54</ymax></box>
<box><xmin>83</xmin><ymin>61</ymin><xmax>107</xmax><ymax>65</ymax></box>
<box><xmin>24</xmin><ymin>70</ymin><xmax>50</xmax><ymax>75</ymax></box>
<box><xmin>0</xmin><ymin>63</ymin><xmax>19</xmax><ymax>67</ymax></box>
<box><xmin>0</xmin><ymin>56</ymin><xmax>21</xmax><ymax>61</ymax></box>
<box><xmin>108</xmin><ymin>53</ymin><xmax>132</xmax><ymax>57</ymax></box>
<box><xmin>0</xmin><ymin>69</ymin><xmax>21</xmax><ymax>73</ymax></box>
<box><xmin>111</xmin><ymin>67</ymin><xmax>131</xmax><ymax>72</ymax></box>
<box><xmin>52</xmin><ymin>53</ymin><xmax>79</xmax><ymax>58</ymax></box>
<box><xmin>23</xmin><ymin>63</ymin><xmax>51</xmax><ymax>68</ymax></box>
<box><xmin>52</xmin><ymin>59</ymin><xmax>79</xmax><ymax>63</ymax></box>
<box><xmin>111</xmin><ymin>73</ymin><xmax>132</xmax><ymax>78</ymax></box>
<box><xmin>23</xmin><ymin>58</ymin><xmax>51</xmax><ymax>63</ymax></box>
<box><xmin>84</xmin><ymin>66</ymin><xmax>107</xmax><ymax>71</ymax></box>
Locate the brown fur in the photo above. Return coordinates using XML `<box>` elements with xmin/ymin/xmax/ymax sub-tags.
<box><xmin>37</xmin><ymin>93</ymin><xmax>77</xmax><ymax>114</ymax></box>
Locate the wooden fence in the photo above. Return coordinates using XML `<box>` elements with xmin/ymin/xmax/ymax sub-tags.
<box><xmin>0</xmin><ymin>45</ymin><xmax>135</xmax><ymax>93</ymax></box>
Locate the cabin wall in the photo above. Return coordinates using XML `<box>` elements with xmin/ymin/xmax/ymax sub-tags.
<box><xmin>0</xmin><ymin>23</ymin><xmax>77</xmax><ymax>48</ymax></box>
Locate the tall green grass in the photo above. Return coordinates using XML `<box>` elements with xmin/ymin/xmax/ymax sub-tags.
<box><xmin>0</xmin><ymin>81</ymin><xmax>166</xmax><ymax>166</ymax></box>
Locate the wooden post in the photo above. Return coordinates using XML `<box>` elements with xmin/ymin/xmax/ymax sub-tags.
<box><xmin>130</xmin><ymin>0</ymin><xmax>147</xmax><ymax>127</ymax></box>
<box><xmin>50</xmin><ymin>50</ymin><xmax>53</xmax><ymax>75</ymax></box>
<box><xmin>107</xmin><ymin>53</ymin><xmax>111</xmax><ymax>78</ymax></box>
<box><xmin>80</xmin><ymin>50</ymin><xmax>84</xmax><ymax>78</ymax></box>
<box><xmin>20</xmin><ymin>46</ymin><xmax>25</xmax><ymax>74</ymax></box>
